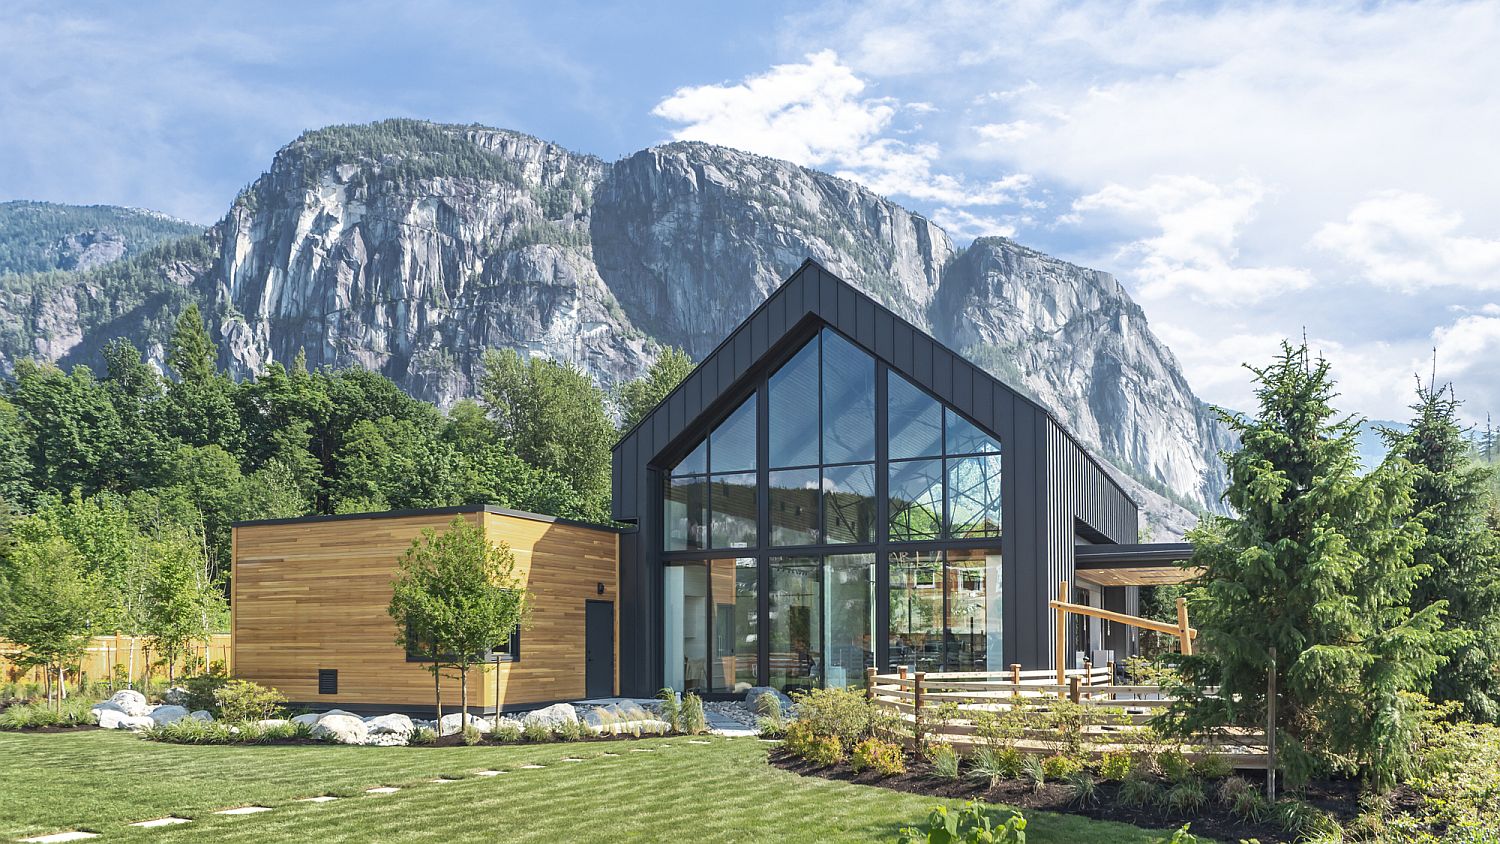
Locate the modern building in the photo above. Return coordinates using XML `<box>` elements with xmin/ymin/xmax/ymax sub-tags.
<box><xmin>231</xmin><ymin>259</ymin><xmax>1188</xmax><ymax>713</ymax></box>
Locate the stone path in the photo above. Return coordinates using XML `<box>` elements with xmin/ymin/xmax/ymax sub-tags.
<box><xmin>15</xmin><ymin>737</ymin><xmax>724</xmax><ymax>842</ymax></box>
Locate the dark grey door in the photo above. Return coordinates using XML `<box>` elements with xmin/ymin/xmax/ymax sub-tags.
<box><xmin>585</xmin><ymin>600</ymin><xmax>614</xmax><ymax>698</ymax></box>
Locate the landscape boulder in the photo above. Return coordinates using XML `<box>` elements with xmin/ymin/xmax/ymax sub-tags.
<box><xmin>365</xmin><ymin>714</ymin><xmax>415</xmax><ymax>746</ymax></box>
<box><xmin>162</xmin><ymin>687</ymin><xmax>190</xmax><ymax>707</ymax></box>
<box><xmin>290</xmin><ymin>712</ymin><xmax>321</xmax><ymax>728</ymax></box>
<box><xmin>254</xmin><ymin>719</ymin><xmax>290</xmax><ymax>730</ymax></box>
<box><xmin>521</xmin><ymin>703</ymin><xmax>577</xmax><ymax>729</ymax></box>
<box><xmin>188</xmin><ymin>710</ymin><xmax>214</xmax><ymax>722</ymax></box>
<box><xmin>98</xmin><ymin>709</ymin><xmax>154</xmax><ymax>731</ymax></box>
<box><xmin>107</xmin><ymin>689</ymin><xmax>150</xmax><ymax>717</ymax></box>
<box><xmin>744</xmin><ymin>687</ymin><xmax>793</xmax><ymax>715</ymax></box>
<box><xmin>437</xmin><ymin>713</ymin><xmax>492</xmax><ymax>736</ymax></box>
<box><xmin>149</xmin><ymin>705</ymin><xmax>190</xmax><ymax>726</ymax></box>
<box><xmin>310</xmin><ymin>713</ymin><xmax>367</xmax><ymax>745</ymax></box>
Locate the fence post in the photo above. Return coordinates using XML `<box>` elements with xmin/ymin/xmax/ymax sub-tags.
<box><xmin>1055</xmin><ymin>579</ymin><xmax>1069</xmax><ymax>696</ymax></box>
<box><xmin>913</xmin><ymin>672</ymin><xmax>926</xmax><ymax>751</ymax></box>
<box><xmin>1176</xmin><ymin>596</ymin><xmax>1193</xmax><ymax>656</ymax></box>
<box><xmin>1068</xmin><ymin>675</ymin><xmax>1082</xmax><ymax>705</ymax></box>
<box><xmin>1083</xmin><ymin>659</ymin><xmax>1093</xmax><ymax>698</ymax></box>
<box><xmin>1009</xmin><ymin>663</ymin><xmax>1021</xmax><ymax>686</ymax></box>
<box><xmin>898</xmin><ymin>665</ymin><xmax>909</xmax><ymax>681</ymax></box>
<box><xmin>1267</xmin><ymin>646</ymin><xmax>1278</xmax><ymax>803</ymax></box>
<box><xmin>1106</xmin><ymin>660</ymin><xmax>1116</xmax><ymax>687</ymax></box>
<box><xmin>865</xmin><ymin>667</ymin><xmax>877</xmax><ymax>702</ymax></box>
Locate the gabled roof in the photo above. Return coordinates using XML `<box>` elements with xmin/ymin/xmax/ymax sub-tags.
<box><xmin>611</xmin><ymin>259</ymin><xmax>1133</xmax><ymax>525</ymax></box>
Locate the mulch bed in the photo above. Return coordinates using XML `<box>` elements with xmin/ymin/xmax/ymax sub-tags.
<box><xmin>768</xmin><ymin>748</ymin><xmax>1427</xmax><ymax>843</ymax></box>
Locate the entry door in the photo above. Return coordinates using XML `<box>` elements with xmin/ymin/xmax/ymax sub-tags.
<box><xmin>585</xmin><ymin>600</ymin><xmax>614</xmax><ymax>698</ymax></box>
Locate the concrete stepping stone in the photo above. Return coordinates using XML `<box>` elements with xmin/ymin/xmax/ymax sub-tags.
<box><xmin>364</xmin><ymin>787</ymin><xmax>400</xmax><ymax>795</ymax></box>
<box><xmin>215</xmin><ymin>806</ymin><xmax>272</xmax><ymax>815</ymax></box>
<box><xmin>519</xmin><ymin>764</ymin><xmax>545</xmax><ymax>769</ymax></box>
<box><xmin>560</xmin><ymin>757</ymin><xmax>584</xmax><ymax>762</ymax></box>
<box><xmin>629</xmin><ymin>748</ymin><xmax>654</xmax><ymax>752</ymax></box>
<box><xmin>20</xmin><ymin>833</ymin><xmax>98</xmax><ymax>843</ymax></box>
<box><xmin>687</xmin><ymin>739</ymin><xmax>712</xmax><ymax>744</ymax></box>
<box><xmin>298</xmin><ymin>796</ymin><xmax>340</xmax><ymax>803</ymax></box>
<box><xmin>130</xmin><ymin>817</ymin><xmax>192</xmax><ymax>828</ymax></box>
<box><xmin>430</xmin><ymin>778</ymin><xmax>458</xmax><ymax>783</ymax></box>
<box><xmin>474</xmin><ymin>770</ymin><xmax>505</xmax><ymax>776</ymax></box>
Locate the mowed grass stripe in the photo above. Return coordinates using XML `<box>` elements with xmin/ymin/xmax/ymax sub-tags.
<box><xmin>6</xmin><ymin>732</ymin><xmax>1167</xmax><ymax>843</ymax></box>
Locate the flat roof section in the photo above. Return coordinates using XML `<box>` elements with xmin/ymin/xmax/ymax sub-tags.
<box><xmin>1074</xmin><ymin>542</ymin><xmax>1200</xmax><ymax>587</ymax></box>
<box><xmin>231</xmin><ymin>503</ymin><xmax>624</xmax><ymax>533</ymax></box>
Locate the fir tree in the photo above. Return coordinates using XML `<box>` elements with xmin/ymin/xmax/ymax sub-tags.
<box><xmin>1385</xmin><ymin>382</ymin><xmax>1500</xmax><ymax>721</ymax></box>
<box><xmin>1163</xmin><ymin>342</ymin><xmax>1444</xmax><ymax>789</ymax></box>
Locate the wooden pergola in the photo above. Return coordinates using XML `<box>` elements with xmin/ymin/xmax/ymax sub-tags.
<box><xmin>1050</xmin><ymin>578</ymin><xmax>1197</xmax><ymax>687</ymax></box>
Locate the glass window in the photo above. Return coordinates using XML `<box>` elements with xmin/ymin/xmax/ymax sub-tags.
<box><xmin>888</xmin><ymin>372</ymin><xmax>942</xmax><ymax>459</ymax></box>
<box><xmin>888</xmin><ymin>459</ymin><xmax>943</xmax><ymax>541</ymax></box>
<box><xmin>820</xmin><ymin>329</ymin><xmax>876</xmax><ymax>464</ymax></box>
<box><xmin>664</xmin><ymin>562</ymin><xmax>708</xmax><ymax>692</ymax></box>
<box><xmin>888</xmin><ymin>550</ymin><xmax>943</xmax><ymax>673</ymax></box>
<box><xmin>710</xmin><ymin>472</ymin><xmax>757</xmax><ymax>548</ymax></box>
<box><xmin>674</xmin><ymin>439</ymin><xmax>707</xmax><ymax>476</ymax></box>
<box><xmin>710</xmin><ymin>395</ymin><xmax>757</xmax><ymax>473</ymax></box>
<box><xmin>823</xmin><ymin>463</ymin><xmax>876</xmax><ymax>544</ymax></box>
<box><xmin>710</xmin><ymin>557</ymin><xmax>758</xmax><ymax>693</ymax></box>
<box><xmin>945</xmin><ymin>409</ymin><xmax>1001</xmax><ymax>456</ymax></box>
<box><xmin>768</xmin><ymin>556</ymin><xmax>822</xmax><ymax>692</ymax></box>
<box><xmin>769</xmin><ymin>468</ymin><xmax>819</xmax><ymax>547</ymax></box>
<box><xmin>945</xmin><ymin>549</ymin><xmax>1003</xmax><ymax>671</ymax></box>
<box><xmin>665</xmin><ymin>475</ymin><xmax>707</xmax><ymax>551</ymax></box>
<box><xmin>825</xmin><ymin>554</ymin><xmax>874</xmax><ymax>688</ymax></box>
<box><xmin>768</xmin><ymin>340</ymin><xmax>819</xmax><ymax>468</ymax></box>
<box><xmin>947</xmin><ymin>454</ymin><xmax>1002</xmax><ymax>539</ymax></box>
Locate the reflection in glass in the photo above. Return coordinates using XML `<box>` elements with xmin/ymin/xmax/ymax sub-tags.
<box><xmin>888</xmin><ymin>550</ymin><xmax>943</xmax><ymax>673</ymax></box>
<box><xmin>947</xmin><ymin>548</ymin><xmax>1003</xmax><ymax>671</ymax></box>
<box><xmin>675</xmin><ymin>439</ymin><xmax>707</xmax><ymax>475</ymax></box>
<box><xmin>948</xmin><ymin>455</ymin><xmax>1002</xmax><ymax>539</ymax></box>
<box><xmin>769</xmin><ymin>556</ymin><xmax>822</xmax><ymax>692</ymax></box>
<box><xmin>665</xmin><ymin>475</ymin><xmax>707</xmax><ymax>551</ymax></box>
<box><xmin>664</xmin><ymin>562</ymin><xmax>708</xmax><ymax>692</ymax></box>
<box><xmin>768</xmin><ymin>340</ymin><xmax>819</xmax><ymax>468</ymax></box>
<box><xmin>889</xmin><ymin>459</ymin><xmax>943</xmax><ymax>540</ymax></box>
<box><xmin>710</xmin><ymin>472</ymin><xmax>757</xmax><ymax>548</ymax></box>
<box><xmin>825</xmin><ymin>554</ymin><xmax>874</xmax><ymax>687</ymax></box>
<box><xmin>821</xmin><ymin>329</ymin><xmax>876</xmax><ymax>464</ymax></box>
<box><xmin>769</xmin><ymin>468</ymin><xmax>819</xmax><ymax>546</ymax></box>
<box><xmin>824</xmin><ymin>463</ymin><xmax>876</xmax><ymax>544</ymax></box>
<box><xmin>888</xmin><ymin>372</ymin><xmax>942</xmax><ymax>459</ymax></box>
<box><xmin>710</xmin><ymin>557</ymin><xmax>758</xmax><ymax>693</ymax></box>
<box><xmin>711</xmin><ymin>395</ymin><xmax>758</xmax><ymax>473</ymax></box>
<box><xmin>945</xmin><ymin>409</ymin><xmax>1001</xmax><ymax>456</ymax></box>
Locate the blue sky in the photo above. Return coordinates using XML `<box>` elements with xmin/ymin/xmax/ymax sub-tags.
<box><xmin>3</xmin><ymin>0</ymin><xmax>1498</xmax><ymax>425</ymax></box>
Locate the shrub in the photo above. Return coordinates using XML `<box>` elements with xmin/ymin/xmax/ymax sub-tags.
<box><xmin>791</xmin><ymin>686</ymin><xmax>882</xmax><ymax>749</ymax></box>
<box><xmin>146</xmin><ymin>719</ymin><xmax>235</xmax><ymax>744</ymax></box>
<box><xmin>0</xmin><ymin>698</ymin><xmax>95</xmax><ymax>730</ymax></box>
<box><xmin>1041</xmin><ymin>754</ymin><xmax>1082</xmax><ymax>781</ymax></box>
<box><xmin>1021</xmin><ymin>754</ymin><xmax>1046</xmax><ymax>792</ymax></box>
<box><xmin>756</xmin><ymin>716</ymin><xmax>786</xmax><ymax>739</ymax></box>
<box><xmin>1163</xmin><ymin>778</ymin><xmax>1208</xmax><ymax>814</ymax></box>
<box><xmin>968</xmin><ymin>747</ymin><xmax>1007</xmax><ymax>789</ymax></box>
<box><xmin>491</xmin><ymin>721</ymin><xmax>522</xmax><ymax>743</ymax></box>
<box><xmin>1098</xmin><ymin>750</ymin><xmax>1133</xmax><ymax>782</ymax></box>
<box><xmin>212</xmin><ymin>679</ymin><xmax>286</xmax><ymax>722</ymax></box>
<box><xmin>1215</xmin><ymin>776</ymin><xmax>1266</xmax><ymax>821</ymax></box>
<box><xmin>753</xmin><ymin>691</ymin><xmax>784</xmax><ymax>720</ymax></box>
<box><xmin>1190</xmin><ymin>754</ymin><xmax>1233</xmax><ymax>780</ymax></box>
<box><xmin>1118</xmin><ymin>772</ymin><xmax>1161</xmax><ymax>808</ymax></box>
<box><xmin>180</xmin><ymin>666</ymin><xmax>230</xmax><ymax>713</ymax></box>
<box><xmin>521</xmin><ymin>721</ymin><xmax>553</xmax><ymax>742</ymax></box>
<box><xmin>1156</xmin><ymin>749</ymin><xmax>1193</xmax><ymax>783</ymax></box>
<box><xmin>462</xmin><ymin>725</ymin><xmax>484</xmax><ymax>746</ymax></box>
<box><xmin>925</xmin><ymin>743</ymin><xmax>960</xmax><ymax>780</ymax></box>
<box><xmin>803</xmin><ymin>734</ymin><xmax>845</xmax><ymax>767</ymax></box>
<box><xmin>554</xmin><ymin>718</ymin><xmax>587</xmax><ymax>741</ymax></box>
<box><xmin>679</xmin><ymin>693</ymin><xmax>707</xmax><ymax>735</ymax></box>
<box><xmin>782</xmin><ymin>720</ymin><xmax>815</xmax><ymax>756</ymax></box>
<box><xmin>851</xmin><ymin>737</ymin><xmax>906</xmax><ymax>776</ymax></box>
<box><xmin>1064</xmin><ymin>769</ymin><xmax>1098</xmax><ymax>806</ymax></box>
<box><xmin>970</xmin><ymin>706</ymin><xmax>1024</xmax><ymax>753</ymax></box>
<box><xmin>409</xmin><ymin>726</ymin><xmax>437</xmax><ymax>746</ymax></box>
<box><xmin>1150</xmin><ymin>825</ymin><xmax>1200</xmax><ymax>844</ymax></box>
<box><xmin>995</xmin><ymin>747</ymin><xmax>1025</xmax><ymax>779</ymax></box>
<box><xmin>1274</xmin><ymin>799</ymin><xmax>1339</xmax><ymax>839</ymax></box>
<box><xmin>897</xmin><ymin>802</ymin><xmax>1027</xmax><ymax>844</ymax></box>
<box><xmin>656</xmin><ymin>687</ymin><xmax>680</xmax><ymax>732</ymax></box>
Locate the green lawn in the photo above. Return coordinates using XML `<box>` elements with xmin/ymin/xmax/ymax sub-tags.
<box><xmin>0</xmin><ymin>731</ymin><xmax>1171</xmax><ymax>842</ymax></box>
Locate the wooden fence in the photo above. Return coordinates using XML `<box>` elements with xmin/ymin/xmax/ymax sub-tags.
<box><xmin>866</xmin><ymin>663</ymin><xmax>1269</xmax><ymax>770</ymax></box>
<box><xmin>0</xmin><ymin>634</ymin><xmax>232</xmax><ymax>688</ymax></box>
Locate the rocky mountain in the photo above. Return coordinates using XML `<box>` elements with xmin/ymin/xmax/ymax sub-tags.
<box><xmin>0</xmin><ymin>201</ymin><xmax>202</xmax><ymax>276</ymax></box>
<box><xmin>0</xmin><ymin>119</ymin><xmax>1231</xmax><ymax>534</ymax></box>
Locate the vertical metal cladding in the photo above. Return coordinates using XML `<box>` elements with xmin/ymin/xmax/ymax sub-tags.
<box><xmin>610</xmin><ymin>259</ymin><xmax>1141</xmax><ymax>694</ymax></box>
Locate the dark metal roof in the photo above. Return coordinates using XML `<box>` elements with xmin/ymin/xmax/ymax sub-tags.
<box><xmin>1074</xmin><ymin>543</ymin><xmax>1195</xmax><ymax>568</ymax></box>
<box><xmin>231</xmin><ymin>504</ymin><xmax>624</xmax><ymax>533</ymax></box>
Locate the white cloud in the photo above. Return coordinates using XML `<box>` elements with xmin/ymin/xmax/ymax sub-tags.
<box><xmin>928</xmin><ymin>207</ymin><xmax>1016</xmax><ymax>241</ymax></box>
<box><xmin>652</xmin><ymin>50</ymin><xmax>1031</xmax><ymax>210</ymax></box>
<box><xmin>1314</xmin><ymin>192</ymin><xmax>1500</xmax><ymax>293</ymax></box>
<box><xmin>1070</xmin><ymin>176</ymin><xmax>1314</xmax><ymax>305</ymax></box>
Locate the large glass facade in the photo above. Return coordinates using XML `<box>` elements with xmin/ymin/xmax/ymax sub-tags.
<box><xmin>662</xmin><ymin>327</ymin><xmax>1005</xmax><ymax>692</ymax></box>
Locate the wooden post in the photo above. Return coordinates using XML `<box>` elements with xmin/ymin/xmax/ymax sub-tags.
<box><xmin>865</xmin><ymin>667</ymin><xmax>877</xmax><ymax>702</ymax></box>
<box><xmin>1068</xmin><ymin>675</ymin><xmax>1082</xmax><ymax>704</ymax></box>
<box><xmin>1266</xmin><ymin>647</ymin><xmax>1278</xmax><ymax>803</ymax></box>
<box><xmin>913</xmin><ymin>672</ymin><xmax>927</xmax><ymax>750</ymax></box>
<box><xmin>1055</xmin><ymin>580</ymin><xmax>1069</xmax><ymax>695</ymax></box>
<box><xmin>1009</xmin><ymin>663</ymin><xmax>1021</xmax><ymax>688</ymax></box>
<box><xmin>1176</xmin><ymin>596</ymin><xmax>1193</xmax><ymax>656</ymax></box>
<box><xmin>898</xmin><ymin>665</ymin><xmax>909</xmax><ymax>681</ymax></box>
<box><xmin>1106</xmin><ymin>660</ymin><xmax>1116</xmax><ymax>686</ymax></box>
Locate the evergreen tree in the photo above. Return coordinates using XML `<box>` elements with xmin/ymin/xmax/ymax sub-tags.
<box><xmin>165</xmin><ymin>305</ymin><xmax>243</xmax><ymax>454</ymax></box>
<box><xmin>617</xmin><ymin>346</ymin><xmax>693</xmax><ymax>431</ymax></box>
<box><xmin>9</xmin><ymin>360</ymin><xmax>125</xmax><ymax>496</ymax></box>
<box><xmin>1386</xmin><ymin>382</ymin><xmax>1500</xmax><ymax>721</ymax></box>
<box><xmin>102</xmin><ymin>340</ymin><xmax>177</xmax><ymax>489</ymax></box>
<box><xmin>1163</xmin><ymin>343</ymin><xmax>1444</xmax><ymax>789</ymax></box>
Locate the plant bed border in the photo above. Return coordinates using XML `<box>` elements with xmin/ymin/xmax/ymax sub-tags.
<box><xmin>767</xmin><ymin>747</ymin><xmax>1426</xmax><ymax>843</ymax></box>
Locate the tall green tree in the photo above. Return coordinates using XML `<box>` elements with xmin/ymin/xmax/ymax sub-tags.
<box><xmin>1385</xmin><ymin>382</ymin><xmax>1500</xmax><ymax>721</ymax></box>
<box><xmin>102</xmin><ymin>340</ymin><xmax>177</xmax><ymax>489</ymax></box>
<box><xmin>479</xmin><ymin>349</ymin><xmax>614</xmax><ymax>522</ymax></box>
<box><xmin>388</xmin><ymin>517</ymin><xmax>528</xmax><ymax>730</ymax></box>
<box><xmin>139</xmin><ymin>527</ymin><xmax>224</xmax><ymax>684</ymax></box>
<box><xmin>0</xmin><ymin>398</ymin><xmax>34</xmax><ymax>509</ymax></box>
<box><xmin>166</xmin><ymin>305</ymin><xmax>243</xmax><ymax>454</ymax></box>
<box><xmin>1163</xmin><ymin>343</ymin><xmax>1444</xmax><ymax>789</ymax></box>
<box><xmin>0</xmin><ymin>534</ymin><xmax>108</xmax><ymax>708</ymax></box>
<box><xmin>617</xmin><ymin>346</ymin><xmax>693</xmax><ymax>431</ymax></box>
<box><xmin>9</xmin><ymin>360</ymin><xmax>124</xmax><ymax>495</ymax></box>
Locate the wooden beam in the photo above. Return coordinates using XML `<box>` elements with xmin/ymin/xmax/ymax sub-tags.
<box><xmin>1055</xmin><ymin>580</ymin><xmax>1068</xmax><ymax>693</ymax></box>
<box><xmin>1177</xmin><ymin>596</ymin><xmax>1194</xmax><ymax>656</ymax></box>
<box><xmin>1048</xmin><ymin>599</ymin><xmax>1198</xmax><ymax>639</ymax></box>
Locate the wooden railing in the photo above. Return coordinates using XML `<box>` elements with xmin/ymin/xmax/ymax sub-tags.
<box><xmin>865</xmin><ymin>666</ymin><xmax>1270</xmax><ymax>770</ymax></box>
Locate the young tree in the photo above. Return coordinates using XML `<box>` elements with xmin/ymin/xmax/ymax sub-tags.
<box><xmin>388</xmin><ymin>517</ymin><xmax>528</xmax><ymax>731</ymax></box>
<box><xmin>0</xmin><ymin>535</ymin><xmax>107</xmax><ymax>709</ymax></box>
<box><xmin>140</xmin><ymin>528</ymin><xmax>224</xmax><ymax>684</ymax></box>
<box><xmin>1385</xmin><ymin>382</ymin><xmax>1500</xmax><ymax>721</ymax></box>
<box><xmin>1163</xmin><ymin>343</ymin><xmax>1444</xmax><ymax>789</ymax></box>
<box><xmin>617</xmin><ymin>346</ymin><xmax>693</xmax><ymax>431</ymax></box>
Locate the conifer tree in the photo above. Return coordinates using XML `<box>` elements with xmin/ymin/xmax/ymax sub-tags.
<box><xmin>1386</xmin><ymin>382</ymin><xmax>1500</xmax><ymax>721</ymax></box>
<box><xmin>1164</xmin><ymin>342</ymin><xmax>1444</xmax><ymax>788</ymax></box>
